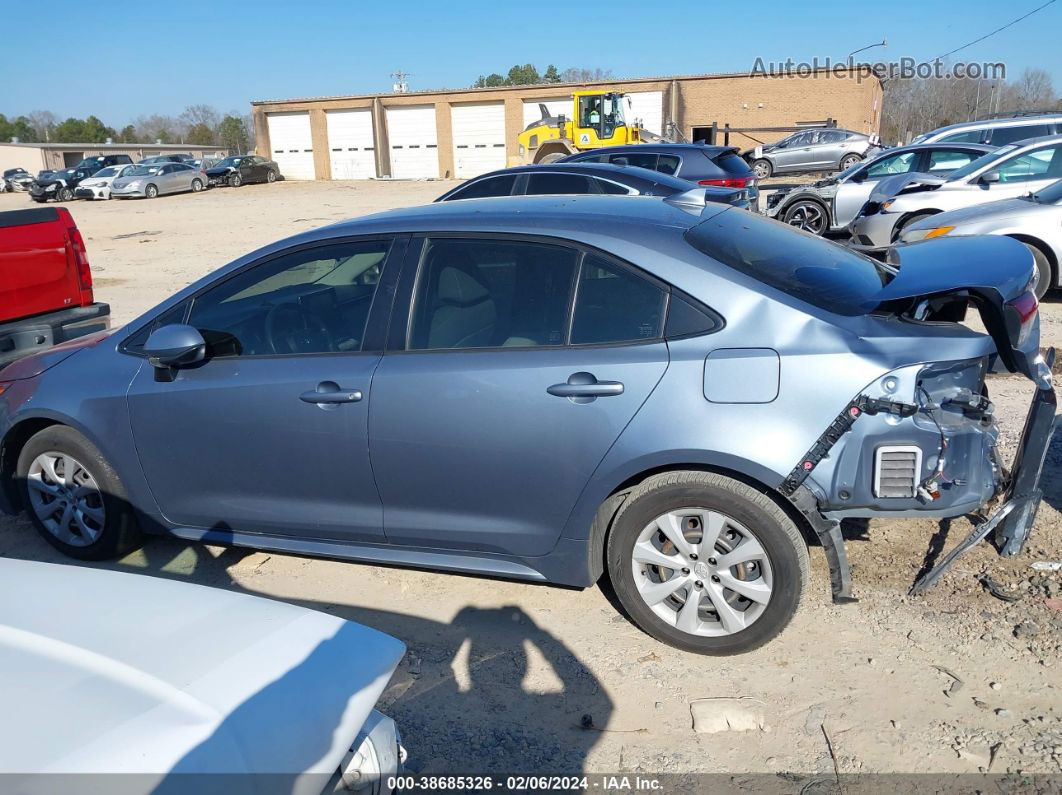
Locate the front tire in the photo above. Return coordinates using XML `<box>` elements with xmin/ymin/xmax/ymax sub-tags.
<box><xmin>57</xmin><ymin>186</ymin><xmax>74</xmax><ymax>202</ymax></box>
<box><xmin>145</xmin><ymin>184</ymin><xmax>159</xmax><ymax>199</ymax></box>
<box><xmin>892</xmin><ymin>210</ymin><xmax>936</xmax><ymax>243</ymax></box>
<box><xmin>191</xmin><ymin>178</ymin><xmax>203</xmax><ymax>192</ymax></box>
<box><xmin>606</xmin><ymin>471</ymin><xmax>808</xmax><ymax>655</ymax></box>
<box><xmin>229</xmin><ymin>172</ymin><xmax>243</xmax><ymax>188</ymax></box>
<box><xmin>751</xmin><ymin>159</ymin><xmax>773</xmax><ymax>180</ymax></box>
<box><xmin>17</xmin><ymin>426</ymin><xmax>143</xmax><ymax>560</ymax></box>
<box><xmin>782</xmin><ymin>199</ymin><xmax>829</xmax><ymax>235</ymax></box>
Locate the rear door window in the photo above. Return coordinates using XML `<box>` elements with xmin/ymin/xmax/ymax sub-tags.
<box><xmin>571</xmin><ymin>255</ymin><xmax>666</xmax><ymax>344</ymax></box>
<box><xmin>989</xmin><ymin>124</ymin><xmax>1051</xmax><ymax>146</ymax></box>
<box><xmin>939</xmin><ymin>130</ymin><xmax>984</xmax><ymax>144</ymax></box>
<box><xmin>525</xmin><ymin>172</ymin><xmax>594</xmax><ymax>194</ymax></box>
<box><xmin>608</xmin><ymin>152</ymin><xmax>658</xmax><ymax>170</ymax></box>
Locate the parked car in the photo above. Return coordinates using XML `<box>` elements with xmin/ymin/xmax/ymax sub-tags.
<box><xmin>899</xmin><ymin>178</ymin><xmax>1062</xmax><ymax>298</ymax></box>
<box><xmin>0</xmin><ymin>558</ymin><xmax>406</xmax><ymax>793</ymax></box>
<box><xmin>741</xmin><ymin>128</ymin><xmax>881</xmax><ymax>179</ymax></box>
<box><xmin>28</xmin><ymin>166</ymin><xmax>99</xmax><ymax>202</ymax></box>
<box><xmin>911</xmin><ymin>113</ymin><xmax>1062</xmax><ymax>147</ymax></box>
<box><xmin>111</xmin><ymin>162</ymin><xmax>207</xmax><ymax>199</ymax></box>
<box><xmin>74</xmin><ymin>163</ymin><xmax>139</xmax><ymax>200</ymax></box>
<box><xmin>848</xmin><ymin>134</ymin><xmax>1062</xmax><ymax>252</ymax></box>
<box><xmin>74</xmin><ymin>154</ymin><xmax>133</xmax><ymax>173</ymax></box>
<box><xmin>191</xmin><ymin>156</ymin><xmax>223</xmax><ymax>170</ymax></box>
<box><xmin>0</xmin><ymin>197</ymin><xmax>1052</xmax><ymax>655</ymax></box>
<box><xmin>435</xmin><ymin>162</ymin><xmax>751</xmax><ymax>209</ymax></box>
<box><xmin>560</xmin><ymin>144</ymin><xmax>757</xmax><ymax>200</ymax></box>
<box><xmin>2</xmin><ymin>168</ymin><xmax>34</xmax><ymax>192</ymax></box>
<box><xmin>0</xmin><ymin>207</ymin><xmax>109</xmax><ymax>367</ymax></box>
<box><xmin>205</xmin><ymin>155</ymin><xmax>281</xmax><ymax>187</ymax></box>
<box><xmin>765</xmin><ymin>143</ymin><xmax>994</xmax><ymax>234</ymax></box>
<box><xmin>138</xmin><ymin>154</ymin><xmax>195</xmax><ymax>165</ymax></box>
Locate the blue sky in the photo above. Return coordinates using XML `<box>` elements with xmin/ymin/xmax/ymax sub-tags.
<box><xmin>2</xmin><ymin>0</ymin><xmax>1059</xmax><ymax>124</ymax></box>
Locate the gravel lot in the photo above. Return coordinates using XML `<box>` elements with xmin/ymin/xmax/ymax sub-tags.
<box><xmin>1</xmin><ymin>182</ymin><xmax>1059</xmax><ymax>779</ymax></box>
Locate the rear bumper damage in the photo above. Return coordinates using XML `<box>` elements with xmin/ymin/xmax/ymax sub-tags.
<box><xmin>784</xmin><ymin>350</ymin><xmax>1056</xmax><ymax>602</ymax></box>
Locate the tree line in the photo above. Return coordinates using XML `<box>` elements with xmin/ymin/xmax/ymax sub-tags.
<box><xmin>0</xmin><ymin>105</ymin><xmax>254</xmax><ymax>152</ymax></box>
<box><xmin>880</xmin><ymin>67</ymin><xmax>1058</xmax><ymax>143</ymax></box>
<box><xmin>473</xmin><ymin>64</ymin><xmax>614</xmax><ymax>88</ymax></box>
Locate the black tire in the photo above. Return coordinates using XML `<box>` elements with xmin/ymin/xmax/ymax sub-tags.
<box><xmin>229</xmin><ymin>172</ymin><xmax>243</xmax><ymax>188</ymax></box>
<box><xmin>1023</xmin><ymin>242</ymin><xmax>1053</xmax><ymax>299</ymax></box>
<box><xmin>31</xmin><ymin>197</ymin><xmax>46</xmax><ymax>203</ymax></box>
<box><xmin>892</xmin><ymin>210</ymin><xmax>936</xmax><ymax>243</ymax></box>
<box><xmin>606</xmin><ymin>471</ymin><xmax>808</xmax><ymax>655</ymax></box>
<box><xmin>265</xmin><ymin>169</ymin><xmax>276</xmax><ymax>183</ymax></box>
<box><xmin>57</xmin><ymin>186</ymin><xmax>74</xmax><ymax>202</ymax></box>
<box><xmin>782</xmin><ymin>199</ymin><xmax>830</xmax><ymax>235</ymax></box>
<box><xmin>191</xmin><ymin>178</ymin><xmax>203</xmax><ymax>192</ymax></box>
<box><xmin>839</xmin><ymin>153</ymin><xmax>861</xmax><ymax>170</ymax></box>
<box><xmin>16</xmin><ymin>425</ymin><xmax>143</xmax><ymax>561</ymax></box>
<box><xmin>536</xmin><ymin>152</ymin><xmax>567</xmax><ymax>164</ymax></box>
<box><xmin>145</xmin><ymin>184</ymin><xmax>158</xmax><ymax>199</ymax></box>
<box><xmin>751</xmin><ymin>158</ymin><xmax>773</xmax><ymax>180</ymax></box>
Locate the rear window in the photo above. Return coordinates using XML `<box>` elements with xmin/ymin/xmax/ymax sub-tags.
<box><xmin>684</xmin><ymin>209</ymin><xmax>886</xmax><ymax>316</ymax></box>
<box><xmin>710</xmin><ymin>151</ymin><xmax>752</xmax><ymax>176</ymax></box>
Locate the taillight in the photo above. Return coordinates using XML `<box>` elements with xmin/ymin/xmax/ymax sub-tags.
<box><xmin>58</xmin><ymin>208</ymin><xmax>94</xmax><ymax>306</ymax></box>
<box><xmin>699</xmin><ymin>177</ymin><xmax>754</xmax><ymax>188</ymax></box>
<box><xmin>1005</xmin><ymin>289</ymin><xmax>1038</xmax><ymax>346</ymax></box>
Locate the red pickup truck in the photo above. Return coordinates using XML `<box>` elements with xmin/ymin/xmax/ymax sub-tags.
<box><xmin>0</xmin><ymin>207</ymin><xmax>109</xmax><ymax>367</ymax></box>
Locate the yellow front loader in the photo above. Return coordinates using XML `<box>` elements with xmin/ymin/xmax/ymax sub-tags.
<box><xmin>515</xmin><ymin>91</ymin><xmax>656</xmax><ymax>165</ymax></box>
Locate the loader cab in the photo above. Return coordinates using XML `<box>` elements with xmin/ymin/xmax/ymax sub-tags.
<box><xmin>574</xmin><ymin>92</ymin><xmax>631</xmax><ymax>146</ymax></box>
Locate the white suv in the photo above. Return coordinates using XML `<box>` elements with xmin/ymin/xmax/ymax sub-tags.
<box><xmin>912</xmin><ymin>114</ymin><xmax>1062</xmax><ymax>147</ymax></box>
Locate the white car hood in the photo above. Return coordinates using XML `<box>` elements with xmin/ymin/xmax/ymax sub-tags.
<box><xmin>0</xmin><ymin>559</ymin><xmax>404</xmax><ymax>792</ymax></box>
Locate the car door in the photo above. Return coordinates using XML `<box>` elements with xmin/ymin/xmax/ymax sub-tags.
<box><xmin>241</xmin><ymin>157</ymin><xmax>260</xmax><ymax>182</ymax></box>
<box><xmin>834</xmin><ymin>149</ymin><xmax>918</xmax><ymax>225</ymax></box>
<box><xmin>368</xmin><ymin>235</ymin><xmax>670</xmax><ymax>557</ymax></box>
<box><xmin>771</xmin><ymin>132</ymin><xmax>810</xmax><ymax>172</ymax></box>
<box><xmin>125</xmin><ymin>236</ymin><xmax>401</xmax><ymax>542</ymax></box>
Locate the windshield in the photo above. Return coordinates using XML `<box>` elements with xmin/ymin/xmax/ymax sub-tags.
<box><xmin>1030</xmin><ymin>178</ymin><xmax>1062</xmax><ymax>205</ymax></box>
<box><xmin>946</xmin><ymin>145</ymin><xmax>1018</xmax><ymax>182</ymax></box>
<box><xmin>214</xmin><ymin>157</ymin><xmax>243</xmax><ymax>168</ymax></box>
<box><xmin>94</xmin><ymin>166</ymin><xmax>120</xmax><ymax>178</ymax></box>
<box><xmin>76</xmin><ymin>158</ymin><xmax>103</xmax><ymax>169</ymax></box>
<box><xmin>126</xmin><ymin>166</ymin><xmax>161</xmax><ymax>176</ymax></box>
<box><xmin>685</xmin><ymin>209</ymin><xmax>886</xmax><ymax>316</ymax></box>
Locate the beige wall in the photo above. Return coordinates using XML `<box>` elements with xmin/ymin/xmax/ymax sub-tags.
<box><xmin>0</xmin><ymin>145</ymin><xmax>46</xmax><ymax>174</ymax></box>
<box><xmin>252</xmin><ymin>70</ymin><xmax>883</xmax><ymax>180</ymax></box>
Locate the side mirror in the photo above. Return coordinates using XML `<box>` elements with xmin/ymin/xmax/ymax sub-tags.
<box><xmin>144</xmin><ymin>324</ymin><xmax>206</xmax><ymax>371</ymax></box>
<box><xmin>981</xmin><ymin>170</ymin><xmax>1001</xmax><ymax>185</ymax></box>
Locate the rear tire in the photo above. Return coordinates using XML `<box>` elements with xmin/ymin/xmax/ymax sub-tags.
<box><xmin>839</xmin><ymin>153</ymin><xmax>861</xmax><ymax>170</ymax></box>
<box><xmin>17</xmin><ymin>426</ymin><xmax>143</xmax><ymax>561</ymax></box>
<box><xmin>537</xmin><ymin>153</ymin><xmax>566</xmax><ymax>164</ymax></box>
<box><xmin>266</xmin><ymin>169</ymin><xmax>276</xmax><ymax>183</ymax></box>
<box><xmin>606</xmin><ymin>471</ymin><xmax>808</xmax><ymax>655</ymax></box>
<box><xmin>751</xmin><ymin>158</ymin><xmax>773</xmax><ymax>180</ymax></box>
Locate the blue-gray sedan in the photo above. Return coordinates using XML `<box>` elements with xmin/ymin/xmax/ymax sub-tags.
<box><xmin>0</xmin><ymin>197</ymin><xmax>1053</xmax><ymax>654</ymax></box>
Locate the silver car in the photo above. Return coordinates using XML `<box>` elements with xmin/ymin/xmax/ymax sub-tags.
<box><xmin>744</xmin><ymin>128</ymin><xmax>881</xmax><ymax>180</ymax></box>
<box><xmin>111</xmin><ymin>162</ymin><xmax>207</xmax><ymax>199</ymax></box>
<box><xmin>900</xmin><ymin>178</ymin><xmax>1062</xmax><ymax>298</ymax></box>
<box><xmin>911</xmin><ymin>113</ymin><xmax>1062</xmax><ymax>147</ymax></box>
<box><xmin>765</xmin><ymin>143</ymin><xmax>993</xmax><ymax>234</ymax></box>
<box><xmin>849</xmin><ymin>134</ymin><xmax>1062</xmax><ymax>252</ymax></box>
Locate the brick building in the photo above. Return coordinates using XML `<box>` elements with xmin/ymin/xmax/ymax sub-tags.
<box><xmin>251</xmin><ymin>70</ymin><xmax>883</xmax><ymax>181</ymax></box>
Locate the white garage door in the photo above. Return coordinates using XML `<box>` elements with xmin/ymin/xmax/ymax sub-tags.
<box><xmin>522</xmin><ymin>98</ymin><xmax>571</xmax><ymax>128</ymax></box>
<box><xmin>627</xmin><ymin>92</ymin><xmax>664</xmax><ymax>137</ymax></box>
<box><xmin>451</xmin><ymin>102</ymin><xmax>506</xmax><ymax>178</ymax></box>
<box><xmin>386</xmin><ymin>105</ymin><xmax>439</xmax><ymax>179</ymax></box>
<box><xmin>266</xmin><ymin>112</ymin><xmax>315</xmax><ymax>180</ymax></box>
<box><xmin>327</xmin><ymin>109</ymin><xmax>376</xmax><ymax>180</ymax></box>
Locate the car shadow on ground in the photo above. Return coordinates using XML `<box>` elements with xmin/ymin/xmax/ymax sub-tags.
<box><xmin>0</xmin><ymin>517</ymin><xmax>613</xmax><ymax>777</ymax></box>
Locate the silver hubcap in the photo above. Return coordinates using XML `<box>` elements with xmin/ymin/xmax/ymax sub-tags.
<box><xmin>27</xmin><ymin>452</ymin><xmax>105</xmax><ymax>547</ymax></box>
<box><xmin>754</xmin><ymin>162</ymin><xmax>770</xmax><ymax>178</ymax></box>
<box><xmin>787</xmin><ymin>203</ymin><xmax>824</xmax><ymax>233</ymax></box>
<box><xmin>631</xmin><ymin>508</ymin><xmax>773</xmax><ymax>637</ymax></box>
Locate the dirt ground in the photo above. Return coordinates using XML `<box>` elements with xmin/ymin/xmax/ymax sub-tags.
<box><xmin>1</xmin><ymin>181</ymin><xmax>1060</xmax><ymax>779</ymax></box>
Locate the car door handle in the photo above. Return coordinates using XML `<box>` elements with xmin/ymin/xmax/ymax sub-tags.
<box><xmin>547</xmin><ymin>372</ymin><xmax>624</xmax><ymax>402</ymax></box>
<box><xmin>300</xmin><ymin>382</ymin><xmax>363</xmax><ymax>405</ymax></box>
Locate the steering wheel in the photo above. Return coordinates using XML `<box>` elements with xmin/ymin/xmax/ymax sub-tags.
<box><xmin>264</xmin><ymin>302</ymin><xmax>334</xmax><ymax>355</ymax></box>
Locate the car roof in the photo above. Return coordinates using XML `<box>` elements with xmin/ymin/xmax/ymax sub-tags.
<box><xmin>990</xmin><ymin>133</ymin><xmax>1062</xmax><ymax>150</ymax></box>
<box><xmin>451</xmin><ymin>162</ymin><xmax>685</xmax><ymax>186</ymax></box>
<box><xmin>568</xmin><ymin>143</ymin><xmax>738</xmax><ymax>156</ymax></box>
<box><xmin>874</xmin><ymin>142</ymin><xmax>996</xmax><ymax>155</ymax></box>
<box><xmin>924</xmin><ymin>114</ymin><xmax>1062</xmax><ymax>135</ymax></box>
